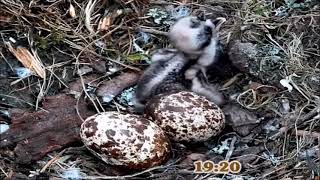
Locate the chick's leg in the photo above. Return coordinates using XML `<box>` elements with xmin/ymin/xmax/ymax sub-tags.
<box><xmin>191</xmin><ymin>76</ymin><xmax>225</xmax><ymax>106</ymax></box>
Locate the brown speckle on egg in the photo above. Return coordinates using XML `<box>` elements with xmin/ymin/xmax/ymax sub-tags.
<box><xmin>145</xmin><ymin>91</ymin><xmax>225</xmax><ymax>142</ymax></box>
<box><xmin>80</xmin><ymin>111</ymin><xmax>171</xmax><ymax>170</ymax></box>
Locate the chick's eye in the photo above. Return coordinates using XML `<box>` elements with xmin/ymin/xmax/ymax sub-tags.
<box><xmin>190</xmin><ymin>19</ymin><xmax>201</xmax><ymax>28</ymax></box>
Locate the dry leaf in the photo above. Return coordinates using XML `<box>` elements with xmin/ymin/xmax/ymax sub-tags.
<box><xmin>7</xmin><ymin>44</ymin><xmax>46</xmax><ymax>79</ymax></box>
<box><xmin>98</xmin><ymin>16</ymin><xmax>112</xmax><ymax>31</ymax></box>
<box><xmin>69</xmin><ymin>4</ymin><xmax>76</xmax><ymax>18</ymax></box>
<box><xmin>97</xmin><ymin>8</ymin><xmax>132</xmax><ymax>31</ymax></box>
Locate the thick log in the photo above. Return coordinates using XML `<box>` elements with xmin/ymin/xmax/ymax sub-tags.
<box><xmin>0</xmin><ymin>94</ymin><xmax>95</xmax><ymax>164</ymax></box>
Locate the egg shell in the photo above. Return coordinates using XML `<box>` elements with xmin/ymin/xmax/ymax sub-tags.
<box><xmin>80</xmin><ymin>111</ymin><xmax>171</xmax><ymax>169</ymax></box>
<box><xmin>145</xmin><ymin>91</ymin><xmax>225</xmax><ymax>142</ymax></box>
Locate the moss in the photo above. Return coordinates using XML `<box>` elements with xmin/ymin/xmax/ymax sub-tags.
<box><xmin>50</xmin><ymin>29</ymin><xmax>65</xmax><ymax>45</ymax></box>
<box><xmin>34</xmin><ymin>29</ymin><xmax>65</xmax><ymax>50</ymax></box>
<box><xmin>34</xmin><ymin>36</ymin><xmax>49</xmax><ymax>49</ymax></box>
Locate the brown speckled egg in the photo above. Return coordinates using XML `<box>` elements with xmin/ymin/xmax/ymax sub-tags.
<box><xmin>145</xmin><ymin>91</ymin><xmax>225</xmax><ymax>142</ymax></box>
<box><xmin>80</xmin><ymin>111</ymin><xmax>171</xmax><ymax>169</ymax></box>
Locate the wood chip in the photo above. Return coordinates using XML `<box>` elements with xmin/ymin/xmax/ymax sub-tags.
<box><xmin>296</xmin><ymin>130</ymin><xmax>320</xmax><ymax>139</ymax></box>
<box><xmin>7</xmin><ymin>44</ymin><xmax>46</xmax><ymax>79</ymax></box>
<box><xmin>96</xmin><ymin>72</ymin><xmax>140</xmax><ymax>100</ymax></box>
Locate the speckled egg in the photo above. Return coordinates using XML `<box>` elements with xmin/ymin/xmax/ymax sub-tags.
<box><xmin>80</xmin><ymin>111</ymin><xmax>171</xmax><ymax>169</ymax></box>
<box><xmin>145</xmin><ymin>91</ymin><xmax>225</xmax><ymax>142</ymax></box>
